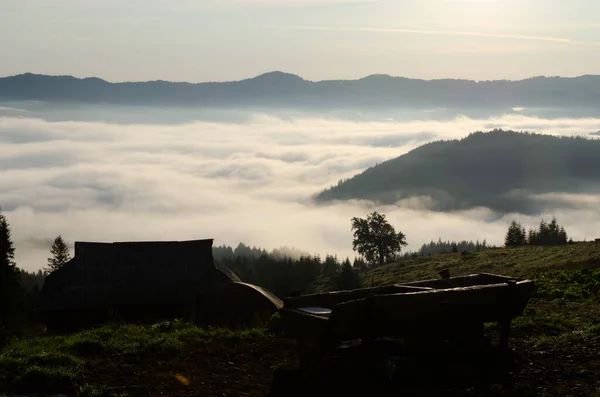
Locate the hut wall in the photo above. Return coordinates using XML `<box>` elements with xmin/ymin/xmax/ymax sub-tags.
<box><xmin>41</xmin><ymin>239</ymin><xmax>242</xmax><ymax>331</ymax></box>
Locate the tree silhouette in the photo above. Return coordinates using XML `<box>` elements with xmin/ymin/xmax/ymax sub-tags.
<box><xmin>351</xmin><ymin>212</ymin><xmax>407</xmax><ymax>267</ymax></box>
<box><xmin>322</xmin><ymin>255</ymin><xmax>340</xmax><ymax>276</ymax></box>
<box><xmin>353</xmin><ymin>257</ymin><xmax>368</xmax><ymax>270</ymax></box>
<box><xmin>334</xmin><ymin>258</ymin><xmax>361</xmax><ymax>290</ymax></box>
<box><xmin>510</xmin><ymin>217</ymin><xmax>568</xmax><ymax>246</ymax></box>
<box><xmin>528</xmin><ymin>217</ymin><xmax>568</xmax><ymax>246</ymax></box>
<box><xmin>505</xmin><ymin>220</ymin><xmax>527</xmax><ymax>247</ymax></box>
<box><xmin>46</xmin><ymin>235</ymin><xmax>71</xmax><ymax>273</ymax></box>
<box><xmin>0</xmin><ymin>208</ymin><xmax>23</xmax><ymax>328</ymax></box>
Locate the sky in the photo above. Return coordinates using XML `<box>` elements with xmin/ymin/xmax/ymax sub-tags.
<box><xmin>2</xmin><ymin>0</ymin><xmax>600</xmax><ymax>82</ymax></box>
<box><xmin>2</xmin><ymin>104</ymin><xmax>600</xmax><ymax>271</ymax></box>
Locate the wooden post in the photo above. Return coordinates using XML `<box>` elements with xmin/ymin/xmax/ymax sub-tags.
<box><xmin>499</xmin><ymin>318</ymin><xmax>512</xmax><ymax>350</ymax></box>
<box><xmin>297</xmin><ymin>337</ymin><xmax>314</xmax><ymax>371</ymax></box>
<box><xmin>362</xmin><ymin>294</ymin><xmax>375</xmax><ymax>344</ymax></box>
<box><xmin>500</xmin><ymin>280</ymin><xmax>517</xmax><ymax>350</ymax></box>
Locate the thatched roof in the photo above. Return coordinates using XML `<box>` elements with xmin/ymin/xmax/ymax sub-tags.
<box><xmin>40</xmin><ymin>239</ymin><xmax>240</xmax><ymax>311</ymax></box>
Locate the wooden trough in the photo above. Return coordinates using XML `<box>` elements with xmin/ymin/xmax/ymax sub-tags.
<box><xmin>279</xmin><ymin>272</ymin><xmax>535</xmax><ymax>369</ymax></box>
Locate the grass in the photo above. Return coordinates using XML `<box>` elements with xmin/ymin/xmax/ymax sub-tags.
<box><xmin>0</xmin><ymin>320</ymin><xmax>271</xmax><ymax>394</ymax></box>
<box><xmin>533</xmin><ymin>268</ymin><xmax>600</xmax><ymax>300</ymax></box>
<box><xmin>320</xmin><ymin>242</ymin><xmax>600</xmax><ymax>290</ymax></box>
<box><xmin>510</xmin><ymin>299</ymin><xmax>600</xmax><ymax>348</ymax></box>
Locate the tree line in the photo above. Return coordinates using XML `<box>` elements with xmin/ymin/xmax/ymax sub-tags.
<box><xmin>411</xmin><ymin>238</ymin><xmax>490</xmax><ymax>256</ymax></box>
<box><xmin>220</xmin><ymin>253</ymin><xmax>362</xmax><ymax>298</ymax></box>
<box><xmin>505</xmin><ymin>217</ymin><xmax>570</xmax><ymax>247</ymax></box>
<box><xmin>212</xmin><ymin>243</ymin><xmax>310</xmax><ymax>262</ymax></box>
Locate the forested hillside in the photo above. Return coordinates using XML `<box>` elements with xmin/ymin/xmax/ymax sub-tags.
<box><xmin>315</xmin><ymin>130</ymin><xmax>600</xmax><ymax>214</ymax></box>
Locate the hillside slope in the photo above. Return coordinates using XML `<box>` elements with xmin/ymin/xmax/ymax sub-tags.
<box><xmin>310</xmin><ymin>242</ymin><xmax>600</xmax><ymax>293</ymax></box>
<box><xmin>315</xmin><ymin>130</ymin><xmax>600</xmax><ymax>214</ymax></box>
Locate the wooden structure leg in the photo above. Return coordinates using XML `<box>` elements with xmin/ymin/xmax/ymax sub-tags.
<box><xmin>499</xmin><ymin>318</ymin><xmax>512</xmax><ymax>350</ymax></box>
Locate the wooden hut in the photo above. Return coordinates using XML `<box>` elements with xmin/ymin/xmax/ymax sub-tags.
<box><xmin>40</xmin><ymin>239</ymin><xmax>281</xmax><ymax>332</ymax></box>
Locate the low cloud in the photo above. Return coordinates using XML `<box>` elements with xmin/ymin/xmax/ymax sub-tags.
<box><xmin>1</xmin><ymin>108</ymin><xmax>600</xmax><ymax>271</ymax></box>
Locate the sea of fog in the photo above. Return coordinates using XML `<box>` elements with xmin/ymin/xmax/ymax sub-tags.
<box><xmin>1</xmin><ymin>101</ymin><xmax>600</xmax><ymax>271</ymax></box>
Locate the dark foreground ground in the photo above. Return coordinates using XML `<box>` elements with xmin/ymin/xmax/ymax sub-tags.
<box><xmin>1</xmin><ymin>312</ymin><xmax>599</xmax><ymax>397</ymax></box>
<box><xmin>76</xmin><ymin>337</ymin><xmax>600</xmax><ymax>397</ymax></box>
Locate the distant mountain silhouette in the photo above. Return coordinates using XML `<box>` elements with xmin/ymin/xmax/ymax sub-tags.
<box><xmin>314</xmin><ymin>130</ymin><xmax>600</xmax><ymax>214</ymax></box>
<box><xmin>1</xmin><ymin>72</ymin><xmax>600</xmax><ymax>109</ymax></box>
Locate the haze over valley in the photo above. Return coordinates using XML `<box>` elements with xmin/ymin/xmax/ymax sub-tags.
<box><xmin>2</xmin><ymin>93</ymin><xmax>600</xmax><ymax>271</ymax></box>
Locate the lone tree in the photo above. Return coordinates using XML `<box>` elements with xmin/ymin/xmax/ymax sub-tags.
<box><xmin>351</xmin><ymin>211</ymin><xmax>407</xmax><ymax>267</ymax></box>
<box><xmin>46</xmin><ymin>235</ymin><xmax>71</xmax><ymax>273</ymax></box>
<box><xmin>0</xmin><ymin>208</ymin><xmax>22</xmax><ymax>328</ymax></box>
<box><xmin>505</xmin><ymin>220</ymin><xmax>527</xmax><ymax>247</ymax></box>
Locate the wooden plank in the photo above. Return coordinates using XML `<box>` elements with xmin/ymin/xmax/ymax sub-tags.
<box><xmin>326</xmin><ymin>280</ymin><xmax>534</xmax><ymax>339</ymax></box>
<box><xmin>284</xmin><ymin>285</ymin><xmax>432</xmax><ymax>309</ymax></box>
<box><xmin>403</xmin><ymin>273</ymin><xmax>526</xmax><ymax>289</ymax></box>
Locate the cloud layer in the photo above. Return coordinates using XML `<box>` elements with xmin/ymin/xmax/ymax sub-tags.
<box><xmin>1</xmin><ymin>106</ymin><xmax>600</xmax><ymax>271</ymax></box>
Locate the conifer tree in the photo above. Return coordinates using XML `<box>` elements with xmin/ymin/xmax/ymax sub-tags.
<box><xmin>334</xmin><ymin>258</ymin><xmax>361</xmax><ymax>291</ymax></box>
<box><xmin>0</xmin><ymin>208</ymin><xmax>23</xmax><ymax>328</ymax></box>
<box><xmin>505</xmin><ymin>220</ymin><xmax>527</xmax><ymax>247</ymax></box>
<box><xmin>46</xmin><ymin>235</ymin><xmax>71</xmax><ymax>273</ymax></box>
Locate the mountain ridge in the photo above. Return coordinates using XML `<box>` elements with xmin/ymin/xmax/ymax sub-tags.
<box><xmin>2</xmin><ymin>72</ymin><xmax>600</xmax><ymax>109</ymax></box>
<box><xmin>4</xmin><ymin>71</ymin><xmax>600</xmax><ymax>84</ymax></box>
